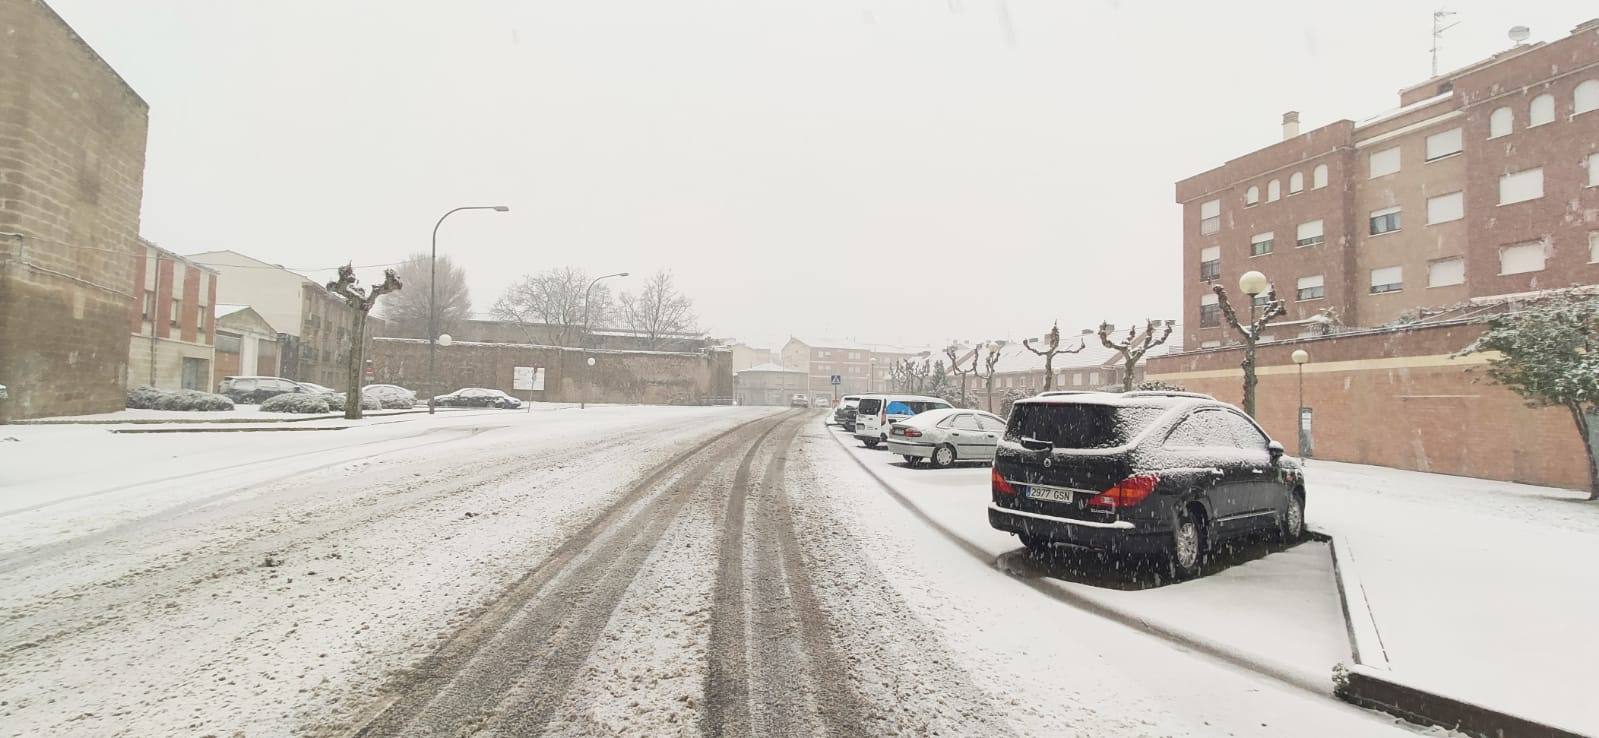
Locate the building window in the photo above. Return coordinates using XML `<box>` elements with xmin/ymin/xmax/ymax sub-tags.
<box><xmin>1424</xmin><ymin>127</ymin><xmax>1463</xmax><ymax>161</ymax></box>
<box><xmin>1288</xmin><ymin>171</ymin><xmax>1304</xmax><ymax>193</ymax></box>
<box><xmin>1577</xmin><ymin>80</ymin><xmax>1599</xmax><ymax>116</ymax></box>
<box><xmin>169</xmin><ymin>298</ymin><xmax>182</xmax><ymax>326</ymax></box>
<box><xmin>817</xmin><ymin>350</ymin><xmax>829</xmax><ymax>358</ymax></box>
<box><xmin>1296</xmin><ymin>274</ymin><xmax>1325</xmax><ymax>301</ymax></box>
<box><xmin>1588</xmin><ymin>153</ymin><xmax>1598</xmax><ymax>188</ymax></box>
<box><xmin>1426</xmin><ymin>191</ymin><xmax>1464</xmax><ymax>224</ymax></box>
<box><xmin>141</xmin><ymin>290</ymin><xmax>155</xmax><ymax>320</ymax></box>
<box><xmin>1528</xmin><ymin>94</ymin><xmax>1555</xmax><ymax>127</ymax></box>
<box><xmin>1369</xmin><ymin>146</ymin><xmax>1401</xmax><ymax>178</ymax></box>
<box><xmin>1200</xmin><ymin>294</ymin><xmax>1220</xmax><ymax>328</ymax></box>
<box><xmin>1250</xmin><ymin>232</ymin><xmax>1274</xmax><ymax>257</ymax></box>
<box><xmin>1489</xmin><ymin>106</ymin><xmax>1513</xmax><ymax>138</ymax></box>
<box><xmin>1199</xmin><ymin>246</ymin><xmax>1220</xmax><ymax>281</ymax></box>
<box><xmin>1312</xmin><ymin>164</ymin><xmax>1328</xmax><ymax>189</ymax></box>
<box><xmin>1499</xmin><ymin>241</ymin><xmax>1547</xmax><ymax>275</ymax></box>
<box><xmin>1072</xmin><ymin>372</ymin><xmax>1084</xmax><ymax>386</ymax></box>
<box><xmin>1498</xmin><ymin>167</ymin><xmax>1543</xmax><ymax>205</ymax></box>
<box><xmin>1591</xmin><ymin>232</ymin><xmax>1599</xmax><ymax>264</ymax></box>
<box><xmin>1369</xmin><ymin>266</ymin><xmax>1403</xmax><ymax>294</ymax></box>
<box><xmin>1428</xmin><ymin>257</ymin><xmax>1465</xmax><ymax>287</ymax></box>
<box><xmin>1088</xmin><ymin>372</ymin><xmax>1100</xmax><ymax>386</ymax></box>
<box><xmin>196</xmin><ymin>305</ymin><xmax>207</xmax><ymax>338</ymax></box>
<box><xmin>1200</xmin><ymin>199</ymin><xmax>1221</xmax><ymax>234</ymax></box>
<box><xmin>1369</xmin><ymin>207</ymin><xmax>1402</xmax><ymax>235</ymax></box>
<box><xmin>1245</xmin><ymin>186</ymin><xmax>1260</xmax><ymax>207</ymax></box>
<box><xmin>1296</xmin><ymin>219</ymin><xmax>1324</xmax><ymax>247</ymax></box>
<box><xmin>1267</xmin><ymin>179</ymin><xmax>1281</xmax><ymax>202</ymax></box>
<box><xmin>847</xmin><ymin>351</ymin><xmax>860</xmax><ymax>359</ymax></box>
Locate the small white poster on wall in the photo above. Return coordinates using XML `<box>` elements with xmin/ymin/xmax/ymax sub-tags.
<box><xmin>513</xmin><ymin>366</ymin><xmax>545</xmax><ymax>391</ymax></box>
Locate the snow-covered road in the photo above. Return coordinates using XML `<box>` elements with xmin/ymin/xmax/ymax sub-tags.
<box><xmin>2</xmin><ymin>407</ymin><xmax>1427</xmax><ymax>736</ymax></box>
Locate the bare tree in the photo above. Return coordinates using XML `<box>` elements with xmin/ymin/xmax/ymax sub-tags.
<box><xmin>327</xmin><ymin>264</ymin><xmax>402</xmax><ymax>420</ymax></box>
<box><xmin>1214</xmin><ymin>284</ymin><xmax>1287</xmax><ymax>416</ymax></box>
<box><xmin>491</xmin><ymin>267</ymin><xmax>615</xmax><ymax>347</ymax></box>
<box><xmin>978</xmin><ymin>341</ymin><xmax>1006</xmax><ymax>413</ymax></box>
<box><xmin>1098</xmin><ymin>320</ymin><xmax>1176</xmax><ymax>392</ymax></box>
<box><xmin>1022</xmin><ymin>322</ymin><xmax>1084</xmax><ymax>392</ymax></box>
<box><xmin>945</xmin><ymin>344</ymin><xmax>978</xmax><ymax>407</ymax></box>
<box><xmin>377</xmin><ymin>252</ymin><xmax>470</xmax><ymax>339</ymax></box>
<box><xmin>619</xmin><ymin>269</ymin><xmax>697</xmax><ymax>349</ymax></box>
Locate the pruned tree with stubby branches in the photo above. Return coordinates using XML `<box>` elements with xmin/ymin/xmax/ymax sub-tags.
<box><xmin>1458</xmin><ymin>293</ymin><xmax>1599</xmax><ymax>500</ymax></box>
<box><xmin>1023</xmin><ymin>322</ymin><xmax>1084</xmax><ymax>392</ymax></box>
<box><xmin>327</xmin><ymin>264</ymin><xmax>403</xmax><ymax>420</ymax></box>
<box><xmin>945</xmin><ymin>344</ymin><xmax>978</xmax><ymax>408</ymax></box>
<box><xmin>1213</xmin><ymin>283</ymin><xmax>1286</xmax><ymax>416</ymax></box>
<box><xmin>979</xmin><ymin>341</ymin><xmax>1006</xmax><ymax>413</ymax></box>
<box><xmin>1098</xmin><ymin>319</ymin><xmax>1176</xmax><ymax>392</ymax></box>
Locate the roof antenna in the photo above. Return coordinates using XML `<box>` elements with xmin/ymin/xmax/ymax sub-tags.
<box><xmin>1431</xmin><ymin>8</ymin><xmax>1459</xmax><ymax>77</ymax></box>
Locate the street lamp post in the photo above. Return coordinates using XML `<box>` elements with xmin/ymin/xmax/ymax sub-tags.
<box><xmin>580</xmin><ymin>272</ymin><xmax>628</xmax><ymax>409</ymax></box>
<box><xmin>1292</xmin><ymin>348</ymin><xmax>1311</xmax><ymax>457</ymax></box>
<box><xmin>1227</xmin><ymin>269</ymin><xmax>1281</xmax><ymax>418</ymax></box>
<box><xmin>428</xmin><ymin>205</ymin><xmax>509</xmax><ymax>414</ymax></box>
<box><xmin>869</xmin><ymin>357</ymin><xmax>878</xmax><ymax>393</ymax></box>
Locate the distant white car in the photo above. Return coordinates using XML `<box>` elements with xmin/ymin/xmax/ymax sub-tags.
<box><xmin>886</xmin><ymin>408</ymin><xmax>1008</xmax><ymax>467</ymax></box>
<box><xmin>790</xmin><ymin>393</ymin><xmax>809</xmax><ymax>407</ymax></box>
<box><xmin>433</xmin><ymin>388</ymin><xmax>522</xmax><ymax>409</ymax></box>
<box><xmin>362</xmin><ymin>384</ymin><xmax>417</xmax><ymax>409</ymax></box>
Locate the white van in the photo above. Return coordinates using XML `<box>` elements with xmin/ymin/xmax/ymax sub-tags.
<box><xmin>853</xmin><ymin>394</ymin><xmax>953</xmax><ymax>448</ymax></box>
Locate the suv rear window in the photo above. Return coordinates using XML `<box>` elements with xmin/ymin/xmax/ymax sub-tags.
<box><xmin>858</xmin><ymin>398</ymin><xmax>882</xmax><ymax>415</ymax></box>
<box><xmin>1005</xmin><ymin>403</ymin><xmax>1168</xmax><ymax>449</ymax></box>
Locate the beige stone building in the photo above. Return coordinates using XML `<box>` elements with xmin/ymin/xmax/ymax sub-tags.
<box><xmin>778</xmin><ymin>336</ymin><xmax>932</xmax><ymax>397</ymax></box>
<box><xmin>213</xmin><ymin>304</ymin><xmax>280</xmax><ymax>385</ymax></box>
<box><xmin>0</xmin><ymin>0</ymin><xmax>150</xmax><ymax>420</ymax></box>
<box><xmin>733</xmin><ymin>363</ymin><xmax>809</xmax><ymax>406</ymax></box>
<box><xmin>127</xmin><ymin>240</ymin><xmax>217</xmax><ymax>390</ymax></box>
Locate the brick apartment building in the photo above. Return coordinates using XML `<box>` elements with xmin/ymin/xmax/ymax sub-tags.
<box><xmin>187</xmin><ymin>249</ymin><xmax>365</xmax><ymax>388</ymax></box>
<box><xmin>0</xmin><ymin>0</ymin><xmax>150</xmax><ymax>421</ymax></box>
<box><xmin>127</xmin><ymin>240</ymin><xmax>217</xmax><ymax>390</ymax></box>
<box><xmin>778</xmin><ymin>337</ymin><xmax>931</xmax><ymax>398</ymax></box>
<box><xmin>1177</xmin><ymin>19</ymin><xmax>1599</xmax><ymax>350</ymax></box>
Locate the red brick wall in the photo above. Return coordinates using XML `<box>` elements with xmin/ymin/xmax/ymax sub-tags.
<box><xmin>1147</xmin><ymin>323</ymin><xmax>1590</xmax><ymax>491</ymax></box>
<box><xmin>179</xmin><ymin>267</ymin><xmax>199</xmax><ymax>343</ymax></box>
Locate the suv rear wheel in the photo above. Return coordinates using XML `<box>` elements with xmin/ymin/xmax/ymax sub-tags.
<box><xmin>1277</xmin><ymin>489</ymin><xmax>1305</xmax><ymax>542</ymax></box>
<box><xmin>1168</xmin><ymin>505</ymin><xmax>1205</xmax><ymax>580</ymax></box>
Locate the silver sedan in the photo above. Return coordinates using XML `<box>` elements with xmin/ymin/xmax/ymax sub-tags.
<box><xmin>885</xmin><ymin>408</ymin><xmax>1008</xmax><ymax>468</ymax></box>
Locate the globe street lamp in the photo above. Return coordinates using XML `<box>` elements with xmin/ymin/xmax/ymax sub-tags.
<box><xmin>580</xmin><ymin>272</ymin><xmax>628</xmax><ymax>409</ymax></box>
<box><xmin>1292</xmin><ymin>348</ymin><xmax>1311</xmax><ymax>457</ymax></box>
<box><xmin>429</xmin><ymin>205</ymin><xmax>509</xmax><ymax>414</ymax></box>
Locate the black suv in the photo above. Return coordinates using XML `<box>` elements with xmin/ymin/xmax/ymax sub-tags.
<box><xmin>989</xmin><ymin>391</ymin><xmax>1305</xmax><ymax>579</ymax></box>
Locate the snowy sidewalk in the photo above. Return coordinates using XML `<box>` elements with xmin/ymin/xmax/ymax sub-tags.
<box><xmin>1307</xmin><ymin>460</ymin><xmax>1599</xmax><ymax>736</ymax></box>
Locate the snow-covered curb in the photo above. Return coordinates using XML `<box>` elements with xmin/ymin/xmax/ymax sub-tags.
<box><xmin>1319</xmin><ymin>531</ymin><xmax>1390</xmax><ymax>670</ymax></box>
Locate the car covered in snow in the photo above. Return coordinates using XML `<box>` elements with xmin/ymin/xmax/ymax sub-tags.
<box><xmin>853</xmin><ymin>394</ymin><xmax>953</xmax><ymax>448</ymax></box>
<box><xmin>831</xmin><ymin>395</ymin><xmax>862</xmax><ymax>431</ymax></box>
<box><xmin>361</xmin><ymin>383</ymin><xmax>418</xmax><ymax>409</ymax></box>
<box><xmin>989</xmin><ymin>391</ymin><xmax>1304</xmax><ymax>579</ymax></box>
<box><xmin>886</xmin><ymin>408</ymin><xmax>1008</xmax><ymax>467</ymax></box>
<box><xmin>790</xmin><ymin>393</ymin><xmax>809</xmax><ymax>407</ymax></box>
<box><xmin>218</xmin><ymin>376</ymin><xmax>321</xmax><ymax>404</ymax></box>
<box><xmin>433</xmin><ymin>387</ymin><xmax>522</xmax><ymax>409</ymax></box>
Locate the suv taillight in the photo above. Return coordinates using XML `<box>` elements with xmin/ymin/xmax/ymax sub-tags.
<box><xmin>1087</xmin><ymin>473</ymin><xmax>1160</xmax><ymax>510</ymax></box>
<box><xmin>991</xmin><ymin>468</ymin><xmax>1017</xmax><ymax>496</ymax></box>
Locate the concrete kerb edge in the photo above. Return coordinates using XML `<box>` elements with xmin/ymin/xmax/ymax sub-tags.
<box><xmin>1314</xmin><ymin>525</ymin><xmax>1583</xmax><ymax>738</ymax></box>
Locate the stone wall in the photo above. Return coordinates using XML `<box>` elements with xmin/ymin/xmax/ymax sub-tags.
<box><xmin>1146</xmin><ymin>321</ymin><xmax>1590</xmax><ymax>491</ymax></box>
<box><xmin>0</xmin><ymin>0</ymin><xmax>150</xmax><ymax>421</ymax></box>
<box><xmin>369</xmin><ymin>338</ymin><xmax>733</xmax><ymax>405</ymax></box>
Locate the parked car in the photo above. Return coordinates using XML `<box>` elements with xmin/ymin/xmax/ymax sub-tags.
<box><xmin>362</xmin><ymin>383</ymin><xmax>418</xmax><ymax>409</ymax></box>
<box><xmin>886</xmin><ymin>408</ymin><xmax>1008</xmax><ymax>467</ymax></box>
<box><xmin>832</xmin><ymin>395</ymin><xmax>862</xmax><ymax>430</ymax></box>
<box><xmin>218</xmin><ymin>376</ymin><xmax>318</xmax><ymax>404</ymax></box>
<box><xmin>812</xmin><ymin>397</ymin><xmax>831</xmax><ymax>408</ymax></box>
<box><xmin>433</xmin><ymin>388</ymin><xmax>523</xmax><ymax>409</ymax></box>
<box><xmin>297</xmin><ymin>381</ymin><xmax>338</xmax><ymax>395</ymax></box>
<box><xmin>988</xmin><ymin>391</ymin><xmax>1304</xmax><ymax>579</ymax></box>
<box><xmin>853</xmin><ymin>394</ymin><xmax>953</xmax><ymax>448</ymax></box>
<box><xmin>790</xmin><ymin>393</ymin><xmax>809</xmax><ymax>407</ymax></box>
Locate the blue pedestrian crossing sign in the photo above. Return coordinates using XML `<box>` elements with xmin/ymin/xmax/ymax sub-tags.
<box><xmin>830</xmin><ymin>374</ymin><xmax>841</xmax><ymax>385</ymax></box>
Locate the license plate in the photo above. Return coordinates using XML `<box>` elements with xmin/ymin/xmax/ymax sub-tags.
<box><xmin>1027</xmin><ymin>485</ymin><xmax>1075</xmax><ymax>503</ymax></box>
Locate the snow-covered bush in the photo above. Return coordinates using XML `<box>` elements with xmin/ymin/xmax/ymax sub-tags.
<box><xmin>260</xmin><ymin>393</ymin><xmax>332</xmax><ymax>414</ymax></box>
<box><xmin>127</xmin><ymin>385</ymin><xmax>234</xmax><ymax>411</ymax></box>
<box><xmin>325</xmin><ymin>393</ymin><xmax>381</xmax><ymax>412</ymax></box>
<box><xmin>1132</xmin><ymin>379</ymin><xmax>1188</xmax><ymax>393</ymax></box>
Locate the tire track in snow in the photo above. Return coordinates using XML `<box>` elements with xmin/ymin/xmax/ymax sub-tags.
<box><xmin>346</xmin><ymin>410</ymin><xmax>796</xmax><ymax>737</ymax></box>
<box><xmin>704</xmin><ymin>412</ymin><xmax>869</xmax><ymax>737</ymax></box>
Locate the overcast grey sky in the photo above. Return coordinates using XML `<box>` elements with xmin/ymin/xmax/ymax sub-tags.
<box><xmin>50</xmin><ymin>0</ymin><xmax>1591</xmax><ymax>351</ymax></box>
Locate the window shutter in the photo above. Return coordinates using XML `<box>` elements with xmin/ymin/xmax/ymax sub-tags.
<box><xmin>1424</xmin><ymin>128</ymin><xmax>1462</xmax><ymax>160</ymax></box>
<box><xmin>1426</xmin><ymin>192</ymin><xmax>1464</xmax><ymax>224</ymax></box>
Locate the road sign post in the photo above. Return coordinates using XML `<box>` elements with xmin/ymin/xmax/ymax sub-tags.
<box><xmin>830</xmin><ymin>374</ymin><xmax>841</xmax><ymax>402</ymax></box>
